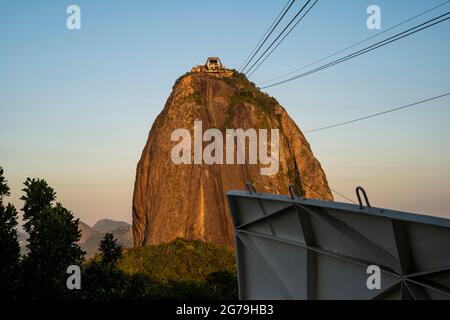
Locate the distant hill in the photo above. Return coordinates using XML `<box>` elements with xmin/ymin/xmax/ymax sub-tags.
<box><xmin>79</xmin><ymin>219</ymin><xmax>133</xmax><ymax>258</ymax></box>
<box><xmin>81</xmin><ymin>231</ymin><xmax>108</xmax><ymax>258</ymax></box>
<box><xmin>78</xmin><ymin>221</ymin><xmax>95</xmax><ymax>244</ymax></box>
<box><xmin>112</xmin><ymin>225</ymin><xmax>133</xmax><ymax>248</ymax></box>
<box><xmin>92</xmin><ymin>219</ymin><xmax>131</xmax><ymax>233</ymax></box>
<box><xmin>17</xmin><ymin>219</ymin><xmax>133</xmax><ymax>258</ymax></box>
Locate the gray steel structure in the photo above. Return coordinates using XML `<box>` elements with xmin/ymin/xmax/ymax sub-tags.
<box><xmin>227</xmin><ymin>190</ymin><xmax>450</xmax><ymax>300</ymax></box>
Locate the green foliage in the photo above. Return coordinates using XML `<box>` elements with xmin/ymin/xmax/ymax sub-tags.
<box><xmin>20</xmin><ymin>178</ymin><xmax>85</xmax><ymax>299</ymax></box>
<box><xmin>81</xmin><ymin>233</ymin><xmax>127</xmax><ymax>299</ymax></box>
<box><xmin>0</xmin><ymin>170</ymin><xmax>238</xmax><ymax>300</ymax></box>
<box><xmin>230</xmin><ymin>89</ymin><xmax>278</xmax><ymax>116</ymax></box>
<box><xmin>119</xmin><ymin>238</ymin><xmax>236</xmax><ymax>283</ymax></box>
<box><xmin>99</xmin><ymin>233</ymin><xmax>123</xmax><ymax>267</ymax></box>
<box><xmin>0</xmin><ymin>167</ymin><xmax>20</xmax><ymax>298</ymax></box>
<box><xmin>81</xmin><ymin>237</ymin><xmax>238</xmax><ymax>300</ymax></box>
<box><xmin>20</xmin><ymin>178</ymin><xmax>56</xmax><ymax>234</ymax></box>
<box><xmin>116</xmin><ymin>238</ymin><xmax>238</xmax><ymax>299</ymax></box>
<box><xmin>0</xmin><ymin>167</ymin><xmax>10</xmax><ymax>198</ymax></box>
<box><xmin>81</xmin><ymin>261</ymin><xmax>237</xmax><ymax>300</ymax></box>
<box><xmin>81</xmin><ymin>259</ymin><xmax>129</xmax><ymax>300</ymax></box>
<box><xmin>222</xmin><ymin>70</ymin><xmax>280</xmax><ymax>127</ymax></box>
<box><xmin>206</xmin><ymin>271</ymin><xmax>238</xmax><ymax>299</ymax></box>
<box><xmin>176</xmin><ymin>91</ymin><xmax>204</xmax><ymax>107</ymax></box>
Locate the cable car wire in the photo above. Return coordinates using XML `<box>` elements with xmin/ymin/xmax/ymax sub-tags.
<box><xmin>238</xmin><ymin>0</ymin><xmax>293</xmax><ymax>71</ymax></box>
<box><xmin>260</xmin><ymin>12</ymin><xmax>450</xmax><ymax>88</ymax></box>
<box><xmin>240</xmin><ymin>0</ymin><xmax>297</xmax><ymax>73</ymax></box>
<box><xmin>303</xmin><ymin>92</ymin><xmax>450</xmax><ymax>134</ymax></box>
<box><xmin>257</xmin><ymin>0</ymin><xmax>450</xmax><ymax>86</ymax></box>
<box><xmin>247</xmin><ymin>0</ymin><xmax>319</xmax><ymax>77</ymax></box>
<box><xmin>244</xmin><ymin>0</ymin><xmax>314</xmax><ymax>75</ymax></box>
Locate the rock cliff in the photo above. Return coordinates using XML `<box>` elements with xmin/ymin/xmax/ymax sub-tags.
<box><xmin>133</xmin><ymin>69</ymin><xmax>332</xmax><ymax>247</ymax></box>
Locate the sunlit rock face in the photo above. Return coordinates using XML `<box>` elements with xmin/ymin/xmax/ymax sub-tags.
<box><xmin>133</xmin><ymin>69</ymin><xmax>332</xmax><ymax>247</ymax></box>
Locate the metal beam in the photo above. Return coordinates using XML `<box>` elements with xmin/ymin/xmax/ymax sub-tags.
<box><xmin>296</xmin><ymin>205</ymin><xmax>316</xmax><ymax>246</ymax></box>
<box><xmin>228</xmin><ymin>190</ymin><xmax>450</xmax><ymax>300</ymax></box>
<box><xmin>391</xmin><ymin>219</ymin><xmax>415</xmax><ymax>274</ymax></box>
<box><xmin>372</xmin><ymin>282</ymin><xmax>401</xmax><ymax>300</ymax></box>
<box><xmin>302</xmin><ymin>204</ymin><xmax>402</xmax><ymax>274</ymax></box>
<box><xmin>406</xmin><ymin>278</ymin><xmax>450</xmax><ymax>298</ymax></box>
<box><xmin>236</xmin><ymin>204</ymin><xmax>296</xmax><ymax>230</ymax></box>
<box><xmin>237</xmin><ymin>232</ymin><xmax>294</xmax><ymax>299</ymax></box>
<box><xmin>238</xmin><ymin>229</ymin><xmax>399</xmax><ymax>277</ymax></box>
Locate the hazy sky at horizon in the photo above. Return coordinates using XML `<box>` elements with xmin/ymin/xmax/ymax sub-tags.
<box><xmin>1</xmin><ymin>0</ymin><xmax>449</xmax><ymax>226</ymax></box>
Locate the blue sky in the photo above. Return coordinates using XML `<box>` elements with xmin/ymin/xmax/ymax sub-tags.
<box><xmin>1</xmin><ymin>0</ymin><xmax>449</xmax><ymax>225</ymax></box>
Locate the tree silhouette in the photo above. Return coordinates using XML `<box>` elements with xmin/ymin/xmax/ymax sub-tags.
<box><xmin>81</xmin><ymin>233</ymin><xmax>126</xmax><ymax>300</ymax></box>
<box><xmin>20</xmin><ymin>178</ymin><xmax>85</xmax><ymax>299</ymax></box>
<box><xmin>0</xmin><ymin>170</ymin><xmax>238</xmax><ymax>300</ymax></box>
<box><xmin>0</xmin><ymin>167</ymin><xmax>20</xmax><ymax>298</ymax></box>
<box><xmin>99</xmin><ymin>233</ymin><xmax>123</xmax><ymax>267</ymax></box>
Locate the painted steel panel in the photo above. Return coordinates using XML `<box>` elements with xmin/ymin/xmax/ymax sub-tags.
<box><xmin>227</xmin><ymin>190</ymin><xmax>450</xmax><ymax>300</ymax></box>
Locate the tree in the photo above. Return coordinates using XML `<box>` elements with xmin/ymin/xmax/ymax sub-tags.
<box><xmin>206</xmin><ymin>271</ymin><xmax>238</xmax><ymax>299</ymax></box>
<box><xmin>0</xmin><ymin>167</ymin><xmax>20</xmax><ymax>298</ymax></box>
<box><xmin>99</xmin><ymin>233</ymin><xmax>123</xmax><ymax>267</ymax></box>
<box><xmin>21</xmin><ymin>178</ymin><xmax>56</xmax><ymax>234</ymax></box>
<box><xmin>81</xmin><ymin>234</ymin><xmax>125</xmax><ymax>300</ymax></box>
<box><xmin>80</xmin><ymin>258</ymin><xmax>129</xmax><ymax>300</ymax></box>
<box><xmin>20</xmin><ymin>178</ymin><xmax>85</xmax><ymax>299</ymax></box>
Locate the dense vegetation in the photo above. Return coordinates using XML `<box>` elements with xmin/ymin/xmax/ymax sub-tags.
<box><xmin>0</xmin><ymin>167</ymin><xmax>237</xmax><ymax>300</ymax></box>
<box><xmin>172</xmin><ymin>69</ymin><xmax>280</xmax><ymax>127</ymax></box>
<box><xmin>120</xmin><ymin>238</ymin><xmax>236</xmax><ymax>283</ymax></box>
<box><xmin>225</xmin><ymin>70</ymin><xmax>280</xmax><ymax>117</ymax></box>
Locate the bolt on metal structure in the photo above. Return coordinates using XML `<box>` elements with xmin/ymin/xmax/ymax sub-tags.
<box><xmin>227</xmin><ymin>189</ymin><xmax>450</xmax><ymax>300</ymax></box>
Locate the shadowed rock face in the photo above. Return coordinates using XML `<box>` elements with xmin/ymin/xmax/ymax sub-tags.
<box><xmin>133</xmin><ymin>71</ymin><xmax>332</xmax><ymax>247</ymax></box>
